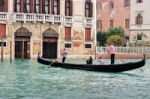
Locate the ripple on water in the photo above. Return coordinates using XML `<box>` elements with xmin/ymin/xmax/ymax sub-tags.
<box><xmin>0</xmin><ymin>59</ymin><xmax>150</xmax><ymax>99</ymax></box>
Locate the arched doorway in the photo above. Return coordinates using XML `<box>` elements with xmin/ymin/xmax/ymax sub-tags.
<box><xmin>14</xmin><ymin>27</ymin><xmax>31</xmax><ymax>59</ymax></box>
<box><xmin>42</xmin><ymin>29</ymin><xmax>58</xmax><ymax>58</ymax></box>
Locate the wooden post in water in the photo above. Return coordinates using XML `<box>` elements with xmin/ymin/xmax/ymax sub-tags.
<box><xmin>95</xmin><ymin>45</ymin><xmax>97</xmax><ymax>59</ymax></box>
<box><xmin>10</xmin><ymin>41</ymin><xmax>12</xmax><ymax>63</ymax></box>
<box><xmin>22</xmin><ymin>39</ymin><xmax>24</xmax><ymax>62</ymax></box>
<box><xmin>1</xmin><ymin>38</ymin><xmax>4</xmax><ymax>62</ymax></box>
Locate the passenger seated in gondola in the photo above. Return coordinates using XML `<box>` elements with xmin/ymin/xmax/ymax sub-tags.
<box><xmin>98</xmin><ymin>56</ymin><xmax>105</xmax><ymax>65</ymax></box>
<box><xmin>86</xmin><ymin>56</ymin><xmax>93</xmax><ymax>64</ymax></box>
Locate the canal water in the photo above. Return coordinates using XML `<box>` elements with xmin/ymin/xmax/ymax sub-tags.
<box><xmin>0</xmin><ymin>59</ymin><xmax>150</xmax><ymax>99</ymax></box>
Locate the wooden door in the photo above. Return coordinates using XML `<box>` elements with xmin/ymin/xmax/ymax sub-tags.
<box><xmin>42</xmin><ymin>37</ymin><xmax>57</xmax><ymax>58</ymax></box>
<box><xmin>15</xmin><ymin>37</ymin><xmax>30</xmax><ymax>59</ymax></box>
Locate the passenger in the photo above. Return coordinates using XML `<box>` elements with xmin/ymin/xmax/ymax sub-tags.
<box><xmin>98</xmin><ymin>56</ymin><xmax>105</xmax><ymax>65</ymax></box>
<box><xmin>86</xmin><ymin>56</ymin><xmax>93</xmax><ymax>64</ymax></box>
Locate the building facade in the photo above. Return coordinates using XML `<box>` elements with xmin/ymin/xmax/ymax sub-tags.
<box><xmin>96</xmin><ymin>0</ymin><xmax>130</xmax><ymax>44</ymax></box>
<box><xmin>0</xmin><ymin>0</ymin><xmax>96</xmax><ymax>59</ymax></box>
<box><xmin>130</xmin><ymin>0</ymin><xmax>150</xmax><ymax>44</ymax></box>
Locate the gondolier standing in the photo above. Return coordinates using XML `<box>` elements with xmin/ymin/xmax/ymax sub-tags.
<box><xmin>107</xmin><ymin>43</ymin><xmax>116</xmax><ymax>64</ymax></box>
<box><xmin>62</xmin><ymin>49</ymin><xmax>68</xmax><ymax>63</ymax></box>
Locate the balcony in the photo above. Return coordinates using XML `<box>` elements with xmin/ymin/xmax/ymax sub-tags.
<box><xmin>0</xmin><ymin>12</ymin><xmax>94</xmax><ymax>28</ymax></box>
<box><xmin>64</xmin><ymin>16</ymin><xmax>73</xmax><ymax>26</ymax></box>
<box><xmin>13</xmin><ymin>13</ymin><xmax>63</xmax><ymax>24</ymax></box>
<box><xmin>84</xmin><ymin>18</ymin><xmax>93</xmax><ymax>27</ymax></box>
<box><xmin>0</xmin><ymin>12</ymin><xmax>8</xmax><ymax>23</ymax></box>
<box><xmin>130</xmin><ymin>24</ymin><xmax>150</xmax><ymax>30</ymax></box>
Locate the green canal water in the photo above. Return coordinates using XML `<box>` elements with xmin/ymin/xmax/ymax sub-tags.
<box><xmin>0</xmin><ymin>59</ymin><xmax>150</xmax><ymax>99</ymax></box>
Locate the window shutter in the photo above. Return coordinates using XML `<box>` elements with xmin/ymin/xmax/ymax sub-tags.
<box><xmin>30</xmin><ymin>0</ymin><xmax>33</xmax><ymax>13</ymax></box>
<box><xmin>39</xmin><ymin>0</ymin><xmax>42</xmax><ymax>13</ymax></box>
<box><xmin>57</xmin><ymin>0</ymin><xmax>60</xmax><ymax>15</ymax></box>
<box><xmin>85</xmin><ymin>28</ymin><xmax>91</xmax><ymax>41</ymax></box>
<box><xmin>48</xmin><ymin>0</ymin><xmax>50</xmax><ymax>14</ymax></box>
<box><xmin>70</xmin><ymin>0</ymin><xmax>73</xmax><ymax>16</ymax></box>
<box><xmin>85</xmin><ymin>2</ymin><xmax>86</xmax><ymax>17</ymax></box>
<box><xmin>51</xmin><ymin>0</ymin><xmax>54</xmax><ymax>14</ymax></box>
<box><xmin>90</xmin><ymin>2</ymin><xmax>93</xmax><ymax>17</ymax></box>
<box><xmin>65</xmin><ymin>27</ymin><xmax>71</xmax><ymax>41</ymax></box>
<box><xmin>3</xmin><ymin>0</ymin><xmax>8</xmax><ymax>12</ymax></box>
<box><xmin>0</xmin><ymin>24</ymin><xmax>6</xmax><ymax>38</ymax></box>
<box><xmin>14</xmin><ymin>0</ymin><xmax>16</xmax><ymax>12</ymax></box>
<box><xmin>42</xmin><ymin>0</ymin><xmax>45</xmax><ymax>13</ymax></box>
<box><xmin>20</xmin><ymin>0</ymin><xmax>23</xmax><ymax>12</ymax></box>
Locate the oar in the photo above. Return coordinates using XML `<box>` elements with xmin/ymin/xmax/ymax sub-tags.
<box><xmin>48</xmin><ymin>60</ymin><xmax>58</xmax><ymax>67</ymax></box>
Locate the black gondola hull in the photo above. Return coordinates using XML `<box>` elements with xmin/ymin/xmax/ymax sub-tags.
<box><xmin>37</xmin><ymin>57</ymin><xmax>145</xmax><ymax>72</ymax></box>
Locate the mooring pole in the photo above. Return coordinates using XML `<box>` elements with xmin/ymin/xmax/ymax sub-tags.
<box><xmin>22</xmin><ymin>39</ymin><xmax>24</xmax><ymax>62</ymax></box>
<box><xmin>10</xmin><ymin>41</ymin><xmax>12</xmax><ymax>63</ymax></box>
<box><xmin>95</xmin><ymin>45</ymin><xmax>97</xmax><ymax>59</ymax></box>
<box><xmin>1</xmin><ymin>38</ymin><xmax>4</xmax><ymax>62</ymax></box>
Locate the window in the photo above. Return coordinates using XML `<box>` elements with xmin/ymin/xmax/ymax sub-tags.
<box><xmin>65</xmin><ymin>0</ymin><xmax>72</xmax><ymax>16</ymax></box>
<box><xmin>24</xmin><ymin>0</ymin><xmax>30</xmax><ymax>13</ymax></box>
<box><xmin>124</xmin><ymin>0</ymin><xmax>130</xmax><ymax>7</ymax></box>
<box><xmin>125</xmin><ymin>19</ymin><xmax>129</xmax><ymax>28</ymax></box>
<box><xmin>137</xmin><ymin>34</ymin><xmax>142</xmax><ymax>40</ymax></box>
<box><xmin>65</xmin><ymin>27</ymin><xmax>71</xmax><ymax>41</ymax></box>
<box><xmin>52</xmin><ymin>0</ymin><xmax>60</xmax><ymax>15</ymax></box>
<box><xmin>85</xmin><ymin>44</ymin><xmax>92</xmax><ymax>48</ymax></box>
<box><xmin>65</xmin><ymin>43</ymin><xmax>72</xmax><ymax>48</ymax></box>
<box><xmin>109</xmin><ymin>1</ymin><xmax>114</xmax><ymax>9</ymax></box>
<box><xmin>85</xmin><ymin>28</ymin><xmax>91</xmax><ymax>41</ymax></box>
<box><xmin>136</xmin><ymin>0</ymin><xmax>143</xmax><ymax>3</ymax></box>
<box><xmin>0</xmin><ymin>42</ymin><xmax>6</xmax><ymax>47</ymax></box>
<box><xmin>85</xmin><ymin>0</ymin><xmax>93</xmax><ymax>17</ymax></box>
<box><xmin>34</xmin><ymin>0</ymin><xmax>40</xmax><ymax>13</ymax></box>
<box><xmin>136</xmin><ymin>13</ymin><xmax>143</xmax><ymax>25</ymax></box>
<box><xmin>42</xmin><ymin>0</ymin><xmax>49</xmax><ymax>14</ymax></box>
<box><xmin>110</xmin><ymin>20</ymin><xmax>113</xmax><ymax>28</ymax></box>
<box><xmin>97</xmin><ymin>2</ymin><xmax>102</xmax><ymax>10</ymax></box>
<box><xmin>14</xmin><ymin>0</ymin><xmax>21</xmax><ymax>12</ymax></box>
<box><xmin>97</xmin><ymin>20</ymin><xmax>102</xmax><ymax>30</ymax></box>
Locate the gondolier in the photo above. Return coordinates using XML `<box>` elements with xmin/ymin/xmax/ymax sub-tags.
<box><xmin>107</xmin><ymin>43</ymin><xmax>116</xmax><ymax>64</ymax></box>
<box><xmin>62</xmin><ymin>49</ymin><xmax>68</xmax><ymax>63</ymax></box>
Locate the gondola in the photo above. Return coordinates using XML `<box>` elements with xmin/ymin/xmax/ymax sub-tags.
<box><xmin>37</xmin><ymin>56</ymin><xmax>145</xmax><ymax>72</ymax></box>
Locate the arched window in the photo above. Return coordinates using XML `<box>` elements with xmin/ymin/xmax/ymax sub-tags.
<box><xmin>34</xmin><ymin>0</ymin><xmax>40</xmax><ymax>13</ymax></box>
<box><xmin>85</xmin><ymin>0</ymin><xmax>93</xmax><ymax>17</ymax></box>
<box><xmin>109</xmin><ymin>1</ymin><xmax>114</xmax><ymax>9</ymax></box>
<box><xmin>52</xmin><ymin>0</ymin><xmax>60</xmax><ymax>15</ymax></box>
<box><xmin>24</xmin><ymin>0</ymin><xmax>30</xmax><ymax>13</ymax></box>
<box><xmin>136</xmin><ymin>0</ymin><xmax>143</xmax><ymax>3</ymax></box>
<box><xmin>42</xmin><ymin>0</ymin><xmax>50</xmax><ymax>14</ymax></box>
<box><xmin>65</xmin><ymin>0</ymin><xmax>73</xmax><ymax>16</ymax></box>
<box><xmin>14</xmin><ymin>0</ymin><xmax>21</xmax><ymax>12</ymax></box>
<box><xmin>136</xmin><ymin>13</ymin><xmax>143</xmax><ymax>25</ymax></box>
<box><xmin>97</xmin><ymin>2</ymin><xmax>102</xmax><ymax>10</ymax></box>
<box><xmin>124</xmin><ymin>0</ymin><xmax>130</xmax><ymax>7</ymax></box>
